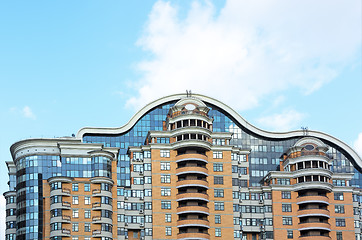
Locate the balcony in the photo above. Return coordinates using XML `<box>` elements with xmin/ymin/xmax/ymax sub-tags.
<box><xmin>92</xmin><ymin>216</ymin><xmax>113</xmax><ymax>225</ymax></box>
<box><xmin>177</xmin><ymin>219</ymin><xmax>210</xmax><ymax>228</ymax></box>
<box><xmin>299</xmin><ymin>236</ymin><xmax>331</xmax><ymax>240</ymax></box>
<box><xmin>175</xmin><ymin>153</ymin><xmax>208</xmax><ymax>163</ymax></box>
<box><xmin>297</xmin><ymin>195</ymin><xmax>329</xmax><ymax>205</ymax></box>
<box><xmin>50</xmin><ymin>215</ymin><xmax>71</xmax><ymax>224</ymax></box>
<box><xmin>176</xmin><ymin>166</ymin><xmax>208</xmax><ymax>176</ymax></box>
<box><xmin>172</xmin><ymin>139</ymin><xmax>212</xmax><ymax>151</ymax></box>
<box><xmin>92</xmin><ymin>189</ymin><xmax>112</xmax><ymax>198</ymax></box>
<box><xmin>176</xmin><ymin>179</ymin><xmax>209</xmax><ymax>189</ymax></box>
<box><xmin>297</xmin><ymin>209</ymin><xmax>330</xmax><ymax>218</ymax></box>
<box><xmin>92</xmin><ymin>230</ymin><xmax>113</xmax><ymax>238</ymax></box>
<box><xmin>50</xmin><ymin>201</ymin><xmax>71</xmax><ymax>210</ymax></box>
<box><xmin>50</xmin><ymin>228</ymin><xmax>71</xmax><ymax>238</ymax></box>
<box><xmin>177</xmin><ymin>192</ymin><xmax>209</xmax><ymax>202</ymax></box>
<box><xmin>298</xmin><ymin>222</ymin><xmax>331</xmax><ymax>231</ymax></box>
<box><xmin>177</xmin><ymin>205</ymin><xmax>209</xmax><ymax>215</ymax></box>
<box><xmin>92</xmin><ymin>202</ymin><xmax>113</xmax><ymax>211</ymax></box>
<box><xmin>50</xmin><ymin>188</ymin><xmax>71</xmax><ymax>197</ymax></box>
<box><xmin>178</xmin><ymin>232</ymin><xmax>210</xmax><ymax>239</ymax></box>
<box><xmin>294</xmin><ymin>181</ymin><xmax>333</xmax><ymax>192</ymax></box>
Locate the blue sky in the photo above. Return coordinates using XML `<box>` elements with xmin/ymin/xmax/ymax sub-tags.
<box><xmin>0</xmin><ymin>0</ymin><xmax>361</xmax><ymax>235</ymax></box>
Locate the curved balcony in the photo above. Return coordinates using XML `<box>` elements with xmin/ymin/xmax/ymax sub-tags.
<box><xmin>298</xmin><ymin>209</ymin><xmax>330</xmax><ymax>218</ymax></box>
<box><xmin>92</xmin><ymin>189</ymin><xmax>112</xmax><ymax>198</ymax></box>
<box><xmin>92</xmin><ymin>216</ymin><xmax>113</xmax><ymax>225</ymax></box>
<box><xmin>92</xmin><ymin>230</ymin><xmax>113</xmax><ymax>238</ymax></box>
<box><xmin>90</xmin><ymin>177</ymin><xmax>114</xmax><ymax>185</ymax></box>
<box><xmin>298</xmin><ymin>222</ymin><xmax>331</xmax><ymax>231</ymax></box>
<box><xmin>50</xmin><ymin>188</ymin><xmax>71</xmax><ymax>197</ymax></box>
<box><xmin>48</xmin><ymin>176</ymin><xmax>72</xmax><ymax>184</ymax></box>
<box><xmin>293</xmin><ymin>168</ymin><xmax>332</xmax><ymax>179</ymax></box>
<box><xmin>299</xmin><ymin>236</ymin><xmax>331</xmax><ymax>240</ymax></box>
<box><xmin>172</xmin><ymin>139</ymin><xmax>212</xmax><ymax>151</ymax></box>
<box><xmin>177</xmin><ymin>180</ymin><xmax>209</xmax><ymax>189</ymax></box>
<box><xmin>92</xmin><ymin>202</ymin><xmax>113</xmax><ymax>211</ymax></box>
<box><xmin>175</xmin><ymin>153</ymin><xmax>208</xmax><ymax>163</ymax></box>
<box><xmin>50</xmin><ymin>228</ymin><xmax>71</xmax><ymax>238</ymax></box>
<box><xmin>177</xmin><ymin>219</ymin><xmax>210</xmax><ymax>228</ymax></box>
<box><xmin>5</xmin><ymin>203</ymin><xmax>16</xmax><ymax>210</ymax></box>
<box><xmin>50</xmin><ymin>215</ymin><xmax>71</xmax><ymax>224</ymax></box>
<box><xmin>297</xmin><ymin>195</ymin><xmax>329</xmax><ymax>205</ymax></box>
<box><xmin>177</xmin><ymin>193</ymin><xmax>209</xmax><ymax>202</ymax></box>
<box><xmin>294</xmin><ymin>182</ymin><xmax>333</xmax><ymax>192</ymax></box>
<box><xmin>178</xmin><ymin>232</ymin><xmax>210</xmax><ymax>240</ymax></box>
<box><xmin>50</xmin><ymin>201</ymin><xmax>71</xmax><ymax>210</ymax></box>
<box><xmin>177</xmin><ymin>206</ymin><xmax>209</xmax><ymax>215</ymax></box>
<box><xmin>176</xmin><ymin>166</ymin><xmax>208</xmax><ymax>176</ymax></box>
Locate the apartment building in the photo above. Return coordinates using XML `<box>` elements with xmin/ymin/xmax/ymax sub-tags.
<box><xmin>4</xmin><ymin>93</ymin><xmax>362</xmax><ymax>240</ymax></box>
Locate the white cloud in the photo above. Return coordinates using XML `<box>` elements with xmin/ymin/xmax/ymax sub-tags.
<box><xmin>22</xmin><ymin>106</ymin><xmax>36</xmax><ymax>120</ymax></box>
<box><xmin>127</xmin><ymin>0</ymin><xmax>361</xmax><ymax>110</ymax></box>
<box><xmin>0</xmin><ymin>196</ymin><xmax>5</xmax><ymax>238</ymax></box>
<box><xmin>354</xmin><ymin>133</ymin><xmax>362</xmax><ymax>158</ymax></box>
<box><xmin>257</xmin><ymin>109</ymin><xmax>305</xmax><ymax>132</ymax></box>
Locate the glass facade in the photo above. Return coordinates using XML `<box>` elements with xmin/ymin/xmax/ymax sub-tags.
<box><xmin>81</xmin><ymin>100</ymin><xmax>362</xmax><ymax>188</ymax></box>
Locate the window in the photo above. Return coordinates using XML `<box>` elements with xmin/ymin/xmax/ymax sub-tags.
<box><xmin>161</xmin><ymin>174</ymin><xmax>171</xmax><ymax>183</ymax></box>
<box><xmin>84</xmin><ymin>183</ymin><xmax>90</xmax><ymax>192</ymax></box>
<box><xmin>72</xmin><ymin>223</ymin><xmax>79</xmax><ymax>232</ymax></box>
<box><xmin>215</xmin><ymin>228</ymin><xmax>221</xmax><ymax>237</ymax></box>
<box><xmin>165</xmin><ymin>227</ymin><xmax>172</xmax><ymax>236</ymax></box>
<box><xmin>214</xmin><ymin>189</ymin><xmax>224</xmax><ymax>198</ymax></box>
<box><xmin>215</xmin><ymin>202</ymin><xmax>224</xmax><ymax>211</ymax></box>
<box><xmin>213</xmin><ymin>163</ymin><xmax>223</xmax><ymax>172</ymax></box>
<box><xmin>145</xmin><ymin>228</ymin><xmax>153</xmax><ymax>236</ymax></box>
<box><xmin>335</xmin><ymin>205</ymin><xmax>345</xmax><ymax>214</ymax></box>
<box><xmin>84</xmin><ymin>210</ymin><xmax>91</xmax><ymax>219</ymax></box>
<box><xmin>160</xmin><ymin>150</ymin><xmax>170</xmax><ymax>158</ymax></box>
<box><xmin>213</xmin><ymin>151</ymin><xmax>223</xmax><ymax>159</ymax></box>
<box><xmin>84</xmin><ymin>196</ymin><xmax>90</xmax><ymax>205</ymax></box>
<box><xmin>214</xmin><ymin>176</ymin><xmax>224</xmax><ymax>184</ymax></box>
<box><xmin>283</xmin><ymin>217</ymin><xmax>292</xmax><ymax>225</ymax></box>
<box><xmin>72</xmin><ymin>209</ymin><xmax>79</xmax><ymax>218</ymax></box>
<box><xmin>336</xmin><ymin>232</ymin><xmax>343</xmax><ymax>240</ymax></box>
<box><xmin>161</xmin><ymin>201</ymin><xmax>171</xmax><ymax>209</ymax></box>
<box><xmin>72</xmin><ymin>196</ymin><xmax>79</xmax><ymax>205</ymax></box>
<box><xmin>287</xmin><ymin>230</ymin><xmax>293</xmax><ymax>239</ymax></box>
<box><xmin>336</xmin><ymin>219</ymin><xmax>346</xmax><ymax>227</ymax></box>
<box><xmin>160</xmin><ymin>162</ymin><xmax>170</xmax><ymax>170</ymax></box>
<box><xmin>84</xmin><ymin>223</ymin><xmax>91</xmax><ymax>232</ymax></box>
<box><xmin>215</xmin><ymin>215</ymin><xmax>221</xmax><ymax>224</ymax></box>
<box><xmin>161</xmin><ymin>188</ymin><xmax>171</xmax><ymax>196</ymax></box>
<box><xmin>282</xmin><ymin>204</ymin><xmax>292</xmax><ymax>212</ymax></box>
<box><xmin>282</xmin><ymin>191</ymin><xmax>291</xmax><ymax>199</ymax></box>
<box><xmin>335</xmin><ymin>193</ymin><xmax>344</xmax><ymax>201</ymax></box>
<box><xmin>72</xmin><ymin>183</ymin><xmax>78</xmax><ymax>191</ymax></box>
<box><xmin>165</xmin><ymin>214</ymin><xmax>171</xmax><ymax>222</ymax></box>
<box><xmin>145</xmin><ymin>215</ymin><xmax>152</xmax><ymax>223</ymax></box>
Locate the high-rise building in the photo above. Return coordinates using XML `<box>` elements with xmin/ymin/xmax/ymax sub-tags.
<box><xmin>4</xmin><ymin>93</ymin><xmax>362</xmax><ymax>240</ymax></box>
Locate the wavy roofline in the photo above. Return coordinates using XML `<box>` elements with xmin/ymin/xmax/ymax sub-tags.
<box><xmin>77</xmin><ymin>93</ymin><xmax>362</xmax><ymax>170</ymax></box>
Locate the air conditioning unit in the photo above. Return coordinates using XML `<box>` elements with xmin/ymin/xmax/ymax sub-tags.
<box><xmin>259</xmin><ymin>199</ymin><xmax>264</xmax><ymax>204</ymax></box>
<box><xmin>239</xmin><ymin>199</ymin><xmax>243</xmax><ymax>203</ymax></box>
<box><xmin>238</xmin><ymin>160</ymin><xmax>242</xmax><ymax>164</ymax></box>
<box><xmin>125</xmin><ymin>236</ymin><xmax>128</xmax><ymax>239</ymax></box>
<box><xmin>125</xmin><ymin>223</ymin><xmax>128</xmax><ymax>226</ymax></box>
<box><xmin>140</xmin><ymin>196</ymin><xmax>144</xmax><ymax>200</ymax></box>
<box><xmin>140</xmin><ymin>171</ymin><xmax>144</xmax><ymax>175</ymax></box>
<box><xmin>238</xmin><ymin>173</ymin><xmax>242</xmax><ymax>177</ymax></box>
<box><xmin>140</xmin><ymin>237</ymin><xmax>144</xmax><ymax>240</ymax></box>
<box><xmin>140</xmin><ymin>223</ymin><xmax>144</xmax><ymax>228</ymax></box>
<box><xmin>139</xmin><ymin>209</ymin><xmax>144</xmax><ymax>214</ymax></box>
<box><xmin>125</xmin><ymin>196</ymin><xmax>128</xmax><ymax>200</ymax></box>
